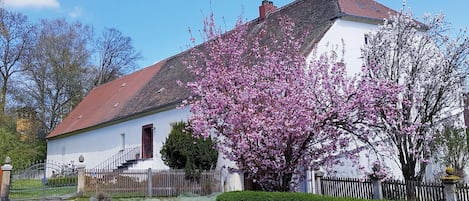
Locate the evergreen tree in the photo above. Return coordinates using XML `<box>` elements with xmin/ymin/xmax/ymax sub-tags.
<box><xmin>160</xmin><ymin>121</ymin><xmax>217</xmax><ymax>180</ymax></box>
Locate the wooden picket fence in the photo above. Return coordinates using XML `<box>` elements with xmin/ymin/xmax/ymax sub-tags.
<box><xmin>85</xmin><ymin>169</ymin><xmax>221</xmax><ymax>197</ymax></box>
<box><xmin>321</xmin><ymin>177</ymin><xmax>469</xmax><ymax>201</ymax></box>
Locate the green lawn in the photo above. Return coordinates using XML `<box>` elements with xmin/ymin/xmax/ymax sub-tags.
<box><xmin>11</xmin><ymin>179</ymin><xmax>218</xmax><ymax>201</ymax></box>
<box><xmin>10</xmin><ymin>179</ymin><xmax>76</xmax><ymax>200</ymax></box>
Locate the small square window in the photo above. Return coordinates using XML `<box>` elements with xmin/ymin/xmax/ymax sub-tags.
<box><xmin>364</xmin><ymin>34</ymin><xmax>369</xmax><ymax>45</ymax></box>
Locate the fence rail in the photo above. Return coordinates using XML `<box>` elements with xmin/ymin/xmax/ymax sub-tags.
<box><xmin>85</xmin><ymin>169</ymin><xmax>221</xmax><ymax>197</ymax></box>
<box><xmin>10</xmin><ymin>161</ymin><xmax>77</xmax><ymax>201</ymax></box>
<box><xmin>458</xmin><ymin>183</ymin><xmax>469</xmax><ymax>201</ymax></box>
<box><xmin>321</xmin><ymin>177</ymin><xmax>372</xmax><ymax>199</ymax></box>
<box><xmin>382</xmin><ymin>180</ymin><xmax>444</xmax><ymax>201</ymax></box>
<box><xmin>320</xmin><ymin>177</ymin><xmax>469</xmax><ymax>201</ymax></box>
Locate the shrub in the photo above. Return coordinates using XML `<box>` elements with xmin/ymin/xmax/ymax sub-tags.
<box><xmin>46</xmin><ymin>176</ymin><xmax>77</xmax><ymax>187</ymax></box>
<box><xmin>216</xmin><ymin>191</ymin><xmax>375</xmax><ymax>201</ymax></box>
<box><xmin>160</xmin><ymin>121</ymin><xmax>217</xmax><ymax>180</ymax></box>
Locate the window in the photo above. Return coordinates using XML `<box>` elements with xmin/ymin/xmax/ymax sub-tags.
<box><xmin>120</xmin><ymin>133</ymin><xmax>126</xmax><ymax>151</ymax></box>
<box><xmin>364</xmin><ymin>34</ymin><xmax>369</xmax><ymax>45</ymax></box>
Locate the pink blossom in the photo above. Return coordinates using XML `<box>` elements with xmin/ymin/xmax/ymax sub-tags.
<box><xmin>183</xmin><ymin>14</ymin><xmax>402</xmax><ymax>191</ymax></box>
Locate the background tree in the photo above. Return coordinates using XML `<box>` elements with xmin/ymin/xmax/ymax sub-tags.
<box><xmin>160</xmin><ymin>121</ymin><xmax>218</xmax><ymax>179</ymax></box>
<box><xmin>0</xmin><ymin>8</ymin><xmax>141</xmax><ymax>163</ymax></box>
<box><xmin>433</xmin><ymin>127</ymin><xmax>469</xmax><ymax>180</ymax></box>
<box><xmin>93</xmin><ymin>28</ymin><xmax>141</xmax><ymax>87</ymax></box>
<box><xmin>0</xmin><ymin>8</ymin><xmax>35</xmax><ymax>114</ymax></box>
<box><xmin>185</xmin><ymin>15</ymin><xmax>399</xmax><ymax>191</ymax></box>
<box><xmin>361</xmin><ymin>12</ymin><xmax>469</xmax><ymax>182</ymax></box>
<box><xmin>21</xmin><ymin>19</ymin><xmax>92</xmax><ymax>135</ymax></box>
<box><xmin>0</xmin><ymin>118</ymin><xmax>45</xmax><ymax>169</ymax></box>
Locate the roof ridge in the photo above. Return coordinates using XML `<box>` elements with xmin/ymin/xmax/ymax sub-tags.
<box><xmin>90</xmin><ymin>61</ymin><xmax>166</xmax><ymax>91</ymax></box>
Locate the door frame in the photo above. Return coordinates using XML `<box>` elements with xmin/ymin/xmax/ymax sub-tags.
<box><xmin>141</xmin><ymin>124</ymin><xmax>154</xmax><ymax>159</ymax></box>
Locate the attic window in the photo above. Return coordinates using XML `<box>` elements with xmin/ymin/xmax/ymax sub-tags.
<box><xmin>370</xmin><ymin>5</ymin><xmax>380</xmax><ymax>13</ymax></box>
<box><xmin>121</xmin><ymin>82</ymin><xmax>127</xmax><ymax>87</ymax></box>
<box><xmin>113</xmin><ymin>102</ymin><xmax>120</xmax><ymax>108</ymax></box>
<box><xmin>157</xmin><ymin>88</ymin><xmax>165</xmax><ymax>93</ymax></box>
<box><xmin>78</xmin><ymin>115</ymin><xmax>83</xmax><ymax>119</ymax></box>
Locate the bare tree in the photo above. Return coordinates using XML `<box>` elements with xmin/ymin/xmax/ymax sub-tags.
<box><xmin>93</xmin><ymin>28</ymin><xmax>141</xmax><ymax>86</ymax></box>
<box><xmin>0</xmin><ymin>8</ymin><xmax>35</xmax><ymax>114</ymax></box>
<box><xmin>22</xmin><ymin>19</ymin><xmax>92</xmax><ymax>134</ymax></box>
<box><xmin>362</xmin><ymin>11</ymin><xmax>469</xmax><ymax>182</ymax></box>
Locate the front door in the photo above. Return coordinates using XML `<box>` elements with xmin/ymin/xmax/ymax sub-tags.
<box><xmin>142</xmin><ymin>124</ymin><xmax>153</xmax><ymax>159</ymax></box>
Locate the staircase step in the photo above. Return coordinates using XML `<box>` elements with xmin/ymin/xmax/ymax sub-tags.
<box><xmin>116</xmin><ymin>159</ymin><xmax>140</xmax><ymax>170</ymax></box>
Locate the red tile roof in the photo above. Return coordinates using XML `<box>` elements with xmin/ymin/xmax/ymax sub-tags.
<box><xmin>338</xmin><ymin>0</ymin><xmax>399</xmax><ymax>21</ymax></box>
<box><xmin>47</xmin><ymin>61</ymin><xmax>165</xmax><ymax>138</ymax></box>
<box><xmin>47</xmin><ymin>0</ymin><xmax>402</xmax><ymax>139</ymax></box>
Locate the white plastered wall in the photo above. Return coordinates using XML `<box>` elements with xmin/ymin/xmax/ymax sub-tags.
<box><xmin>306</xmin><ymin>19</ymin><xmax>404</xmax><ymax>179</ymax></box>
<box><xmin>46</xmin><ymin>106</ymin><xmax>192</xmax><ymax>172</ymax></box>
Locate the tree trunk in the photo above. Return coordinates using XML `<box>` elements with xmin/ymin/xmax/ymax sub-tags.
<box><xmin>280</xmin><ymin>173</ymin><xmax>293</xmax><ymax>192</ymax></box>
<box><xmin>0</xmin><ymin>78</ymin><xmax>7</xmax><ymax>115</ymax></box>
<box><xmin>401</xmin><ymin>156</ymin><xmax>419</xmax><ymax>200</ymax></box>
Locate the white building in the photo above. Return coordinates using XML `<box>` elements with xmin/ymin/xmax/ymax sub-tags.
<box><xmin>47</xmin><ymin>0</ymin><xmax>429</xmax><ymax>191</ymax></box>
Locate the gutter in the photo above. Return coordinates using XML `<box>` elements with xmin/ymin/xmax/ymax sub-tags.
<box><xmin>46</xmin><ymin>99</ymin><xmax>187</xmax><ymax>141</ymax></box>
<box><xmin>332</xmin><ymin>12</ymin><xmax>386</xmax><ymax>25</ymax></box>
<box><xmin>332</xmin><ymin>12</ymin><xmax>428</xmax><ymax>30</ymax></box>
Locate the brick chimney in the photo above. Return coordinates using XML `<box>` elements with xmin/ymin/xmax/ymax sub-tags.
<box><xmin>259</xmin><ymin>0</ymin><xmax>277</xmax><ymax>19</ymax></box>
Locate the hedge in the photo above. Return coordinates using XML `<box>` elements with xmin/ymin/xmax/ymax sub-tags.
<box><xmin>216</xmin><ymin>191</ymin><xmax>375</xmax><ymax>201</ymax></box>
<box><xmin>46</xmin><ymin>176</ymin><xmax>77</xmax><ymax>187</ymax></box>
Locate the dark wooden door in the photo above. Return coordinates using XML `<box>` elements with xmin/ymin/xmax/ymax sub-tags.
<box><xmin>142</xmin><ymin>124</ymin><xmax>153</xmax><ymax>159</ymax></box>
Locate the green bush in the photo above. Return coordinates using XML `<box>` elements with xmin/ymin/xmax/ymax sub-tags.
<box><xmin>216</xmin><ymin>191</ymin><xmax>375</xmax><ymax>201</ymax></box>
<box><xmin>160</xmin><ymin>121</ymin><xmax>218</xmax><ymax>180</ymax></box>
<box><xmin>46</xmin><ymin>176</ymin><xmax>77</xmax><ymax>187</ymax></box>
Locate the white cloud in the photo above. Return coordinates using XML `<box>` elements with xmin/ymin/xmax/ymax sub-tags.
<box><xmin>4</xmin><ymin>0</ymin><xmax>60</xmax><ymax>9</ymax></box>
<box><xmin>68</xmin><ymin>6</ymin><xmax>82</xmax><ymax>18</ymax></box>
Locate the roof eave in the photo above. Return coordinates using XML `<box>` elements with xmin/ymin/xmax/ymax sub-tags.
<box><xmin>337</xmin><ymin>12</ymin><xmax>428</xmax><ymax>31</ymax></box>
<box><xmin>336</xmin><ymin>13</ymin><xmax>386</xmax><ymax>25</ymax></box>
<box><xmin>46</xmin><ymin>99</ymin><xmax>185</xmax><ymax>141</ymax></box>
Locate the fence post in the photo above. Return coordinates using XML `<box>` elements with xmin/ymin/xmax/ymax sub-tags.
<box><xmin>147</xmin><ymin>168</ymin><xmax>152</xmax><ymax>197</ymax></box>
<box><xmin>370</xmin><ymin>176</ymin><xmax>384</xmax><ymax>200</ymax></box>
<box><xmin>76</xmin><ymin>155</ymin><xmax>86</xmax><ymax>197</ymax></box>
<box><xmin>0</xmin><ymin>156</ymin><xmax>12</xmax><ymax>201</ymax></box>
<box><xmin>369</xmin><ymin>162</ymin><xmax>384</xmax><ymax>200</ymax></box>
<box><xmin>314</xmin><ymin>170</ymin><xmax>324</xmax><ymax>194</ymax></box>
<box><xmin>441</xmin><ymin>166</ymin><xmax>460</xmax><ymax>201</ymax></box>
<box><xmin>306</xmin><ymin>167</ymin><xmax>313</xmax><ymax>193</ymax></box>
<box><xmin>220</xmin><ymin>168</ymin><xmax>226</xmax><ymax>192</ymax></box>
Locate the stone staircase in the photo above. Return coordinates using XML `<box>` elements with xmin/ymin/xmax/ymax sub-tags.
<box><xmin>91</xmin><ymin>145</ymin><xmax>141</xmax><ymax>172</ymax></box>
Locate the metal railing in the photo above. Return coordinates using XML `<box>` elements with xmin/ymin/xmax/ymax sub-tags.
<box><xmin>321</xmin><ymin>177</ymin><xmax>373</xmax><ymax>199</ymax></box>
<box><xmin>320</xmin><ymin>176</ymin><xmax>465</xmax><ymax>201</ymax></box>
<box><xmin>92</xmin><ymin>146</ymin><xmax>141</xmax><ymax>171</ymax></box>
<box><xmin>458</xmin><ymin>183</ymin><xmax>469</xmax><ymax>201</ymax></box>
<box><xmin>10</xmin><ymin>160</ymin><xmax>78</xmax><ymax>201</ymax></box>
<box><xmin>382</xmin><ymin>179</ymin><xmax>444</xmax><ymax>201</ymax></box>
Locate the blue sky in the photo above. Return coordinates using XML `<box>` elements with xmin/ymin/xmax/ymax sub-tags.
<box><xmin>4</xmin><ymin>0</ymin><xmax>469</xmax><ymax>70</ymax></box>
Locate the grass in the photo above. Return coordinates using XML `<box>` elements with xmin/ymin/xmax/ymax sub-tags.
<box><xmin>11</xmin><ymin>179</ymin><xmax>218</xmax><ymax>201</ymax></box>
<box><xmin>10</xmin><ymin>179</ymin><xmax>42</xmax><ymax>189</ymax></box>
<box><xmin>10</xmin><ymin>179</ymin><xmax>76</xmax><ymax>200</ymax></box>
